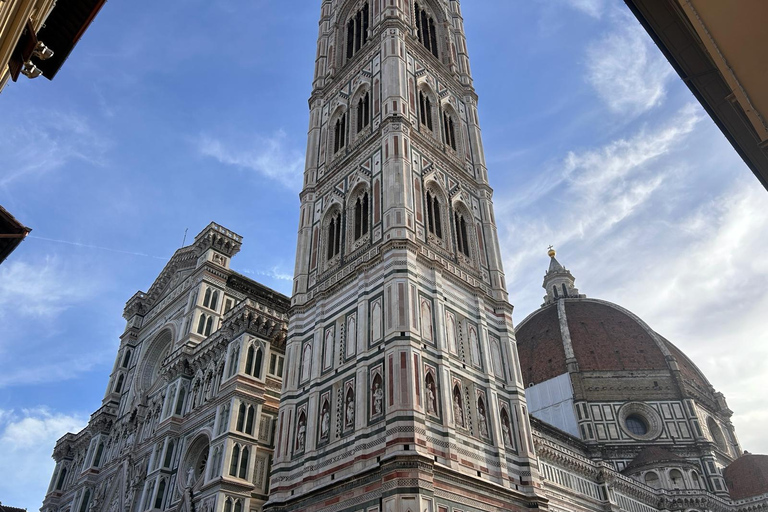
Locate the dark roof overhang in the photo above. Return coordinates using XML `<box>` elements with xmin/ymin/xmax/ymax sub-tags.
<box><xmin>0</xmin><ymin>205</ymin><xmax>31</xmax><ymax>265</ymax></box>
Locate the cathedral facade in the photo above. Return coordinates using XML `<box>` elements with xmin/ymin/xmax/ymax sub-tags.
<box><xmin>42</xmin><ymin>2</ymin><xmax>768</xmax><ymax>512</ymax></box>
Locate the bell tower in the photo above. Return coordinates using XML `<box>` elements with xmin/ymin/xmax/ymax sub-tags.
<box><xmin>268</xmin><ymin>2</ymin><xmax>547</xmax><ymax>511</ymax></box>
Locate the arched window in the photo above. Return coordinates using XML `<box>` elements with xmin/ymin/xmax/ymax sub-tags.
<box><xmin>205</xmin><ymin>316</ymin><xmax>213</xmax><ymax>336</ymax></box>
<box><xmin>210</xmin><ymin>291</ymin><xmax>219</xmax><ymax>311</ymax></box>
<box><xmin>414</xmin><ymin>2</ymin><xmax>439</xmax><ymax>58</ymax></box>
<box><xmin>253</xmin><ymin>348</ymin><xmax>263</xmax><ymax>379</ymax></box>
<box><xmin>454</xmin><ymin>211</ymin><xmax>470</xmax><ymax>257</ymax></box>
<box><xmin>354</xmin><ymin>192</ymin><xmax>370</xmax><ymax>241</ymax></box>
<box><xmin>346</xmin><ymin>2</ymin><xmax>370</xmax><ymax>60</ymax></box>
<box><xmin>334</xmin><ymin>114</ymin><xmax>347</xmax><ymax>153</ymax></box>
<box><xmin>114</xmin><ymin>374</ymin><xmax>124</xmax><ymax>394</ymax></box>
<box><xmin>237</xmin><ymin>403</ymin><xmax>246</xmax><ymax>432</ymax></box>
<box><xmin>644</xmin><ymin>471</ymin><xmax>660</xmax><ymax>489</ymax></box>
<box><xmin>246</xmin><ymin>405</ymin><xmax>255</xmax><ymax>435</ymax></box>
<box><xmin>224</xmin><ymin>498</ymin><xmax>233</xmax><ymax>512</ymax></box>
<box><xmin>203</xmin><ymin>288</ymin><xmax>212</xmax><ymax>308</ymax></box>
<box><xmin>154</xmin><ymin>479</ymin><xmax>166</xmax><ymax>509</ymax></box>
<box><xmin>229</xmin><ymin>445</ymin><xmax>240</xmax><ymax>476</ymax></box>
<box><xmin>708</xmin><ymin>417</ymin><xmax>728</xmax><ymax>452</ymax></box>
<box><xmin>228</xmin><ymin>345</ymin><xmax>239</xmax><ymax>377</ymax></box>
<box><xmin>234</xmin><ymin>500</ymin><xmax>243</xmax><ymax>512</ymax></box>
<box><xmin>245</xmin><ymin>345</ymin><xmax>255</xmax><ymax>376</ymax></box>
<box><xmin>121</xmin><ymin>350</ymin><xmax>132</xmax><ymax>368</ymax></box>
<box><xmin>690</xmin><ymin>470</ymin><xmax>701</xmax><ymax>489</ymax></box>
<box><xmin>197</xmin><ymin>314</ymin><xmax>207</xmax><ymax>335</ymax></box>
<box><xmin>357</xmin><ymin>92</ymin><xmax>370</xmax><ymax>133</ymax></box>
<box><xmin>175</xmin><ymin>387</ymin><xmax>186</xmax><ymax>415</ymax></box>
<box><xmin>669</xmin><ymin>469</ymin><xmax>685</xmax><ymax>489</ymax></box>
<box><xmin>78</xmin><ymin>489</ymin><xmax>91</xmax><ymax>512</ymax></box>
<box><xmin>93</xmin><ymin>442</ymin><xmax>104</xmax><ymax>468</ymax></box>
<box><xmin>163</xmin><ymin>441</ymin><xmax>174</xmax><ymax>468</ymax></box>
<box><xmin>326</xmin><ymin>212</ymin><xmax>342</xmax><ymax>260</ymax></box>
<box><xmin>55</xmin><ymin>467</ymin><xmax>67</xmax><ymax>490</ymax></box>
<box><xmin>425</xmin><ymin>191</ymin><xmax>442</xmax><ymax>239</ymax></box>
<box><xmin>419</xmin><ymin>91</ymin><xmax>433</xmax><ymax>131</ymax></box>
<box><xmin>239</xmin><ymin>446</ymin><xmax>249</xmax><ymax>479</ymax></box>
<box><xmin>443</xmin><ymin>112</ymin><xmax>457</xmax><ymax>150</ymax></box>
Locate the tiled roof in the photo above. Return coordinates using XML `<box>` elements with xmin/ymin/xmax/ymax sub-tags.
<box><xmin>623</xmin><ymin>446</ymin><xmax>685</xmax><ymax>473</ymax></box>
<box><xmin>516</xmin><ymin>303</ymin><xmax>566</xmax><ymax>386</ymax></box>
<box><xmin>724</xmin><ymin>454</ymin><xmax>768</xmax><ymax>500</ymax></box>
<box><xmin>516</xmin><ymin>299</ymin><xmax>712</xmax><ymax>393</ymax></box>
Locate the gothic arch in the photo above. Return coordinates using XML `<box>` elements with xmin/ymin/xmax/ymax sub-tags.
<box><xmin>321</xmin><ymin>202</ymin><xmax>344</xmax><ymax>271</ymax></box>
<box><xmin>138</xmin><ymin>328</ymin><xmax>175</xmax><ymax>394</ymax></box>
<box><xmin>440</xmin><ymin>101</ymin><xmax>462</xmax><ymax>153</ymax></box>
<box><xmin>178</xmin><ymin>430</ymin><xmax>212</xmax><ymax>494</ymax></box>
<box><xmin>423</xmin><ymin>179</ymin><xmax>449</xmax><ymax>250</ymax></box>
<box><xmin>329</xmin><ymin>105</ymin><xmax>349</xmax><ymax>157</ymax></box>
<box><xmin>451</xmin><ymin>199</ymin><xmax>477</xmax><ymax>267</ymax></box>
<box><xmin>416</xmin><ymin>82</ymin><xmax>440</xmax><ymax>138</ymax></box>
<box><xmin>334</xmin><ymin>0</ymin><xmax>372</xmax><ymax>68</ymax></box>
<box><xmin>412</xmin><ymin>0</ymin><xmax>449</xmax><ymax>60</ymax></box>
<box><xmin>350</xmin><ymin>82</ymin><xmax>373</xmax><ymax>139</ymax></box>
<box><xmin>346</xmin><ymin>181</ymin><xmax>371</xmax><ymax>252</ymax></box>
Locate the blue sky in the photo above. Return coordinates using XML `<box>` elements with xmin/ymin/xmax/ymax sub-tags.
<box><xmin>1</xmin><ymin>0</ymin><xmax>767</xmax><ymax>508</ymax></box>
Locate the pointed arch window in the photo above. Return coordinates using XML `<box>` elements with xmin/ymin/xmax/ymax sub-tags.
<box><xmin>114</xmin><ymin>374</ymin><xmax>125</xmax><ymax>394</ymax></box>
<box><xmin>419</xmin><ymin>91</ymin><xmax>433</xmax><ymax>131</ymax></box>
<box><xmin>121</xmin><ymin>350</ymin><xmax>132</xmax><ymax>368</ymax></box>
<box><xmin>93</xmin><ymin>442</ymin><xmax>104</xmax><ymax>468</ymax></box>
<box><xmin>154</xmin><ymin>479</ymin><xmax>166</xmax><ymax>509</ymax></box>
<box><xmin>175</xmin><ymin>387</ymin><xmax>186</xmax><ymax>415</ymax></box>
<box><xmin>229</xmin><ymin>445</ymin><xmax>240</xmax><ymax>476</ymax></box>
<box><xmin>354</xmin><ymin>192</ymin><xmax>370</xmax><ymax>241</ymax></box>
<box><xmin>454</xmin><ymin>212</ymin><xmax>470</xmax><ymax>257</ymax></box>
<box><xmin>234</xmin><ymin>500</ymin><xmax>243</xmax><ymax>512</ymax></box>
<box><xmin>55</xmin><ymin>467</ymin><xmax>68</xmax><ymax>490</ymax></box>
<box><xmin>425</xmin><ymin>191</ymin><xmax>442</xmax><ymax>239</ymax></box>
<box><xmin>443</xmin><ymin>112</ymin><xmax>457</xmax><ymax>150</ymax></box>
<box><xmin>357</xmin><ymin>92</ymin><xmax>370</xmax><ymax>133</ymax></box>
<box><xmin>210</xmin><ymin>290</ymin><xmax>219</xmax><ymax>311</ymax></box>
<box><xmin>78</xmin><ymin>489</ymin><xmax>91</xmax><ymax>512</ymax></box>
<box><xmin>236</xmin><ymin>403</ymin><xmax>246</xmax><ymax>432</ymax></box>
<box><xmin>334</xmin><ymin>114</ymin><xmax>347</xmax><ymax>153</ymax></box>
<box><xmin>414</xmin><ymin>3</ymin><xmax>439</xmax><ymax>58</ymax></box>
<box><xmin>224</xmin><ymin>498</ymin><xmax>233</xmax><ymax>512</ymax></box>
<box><xmin>239</xmin><ymin>446</ymin><xmax>249</xmax><ymax>478</ymax></box>
<box><xmin>246</xmin><ymin>405</ymin><xmax>255</xmax><ymax>435</ymax></box>
<box><xmin>326</xmin><ymin>212</ymin><xmax>342</xmax><ymax>260</ymax></box>
<box><xmin>163</xmin><ymin>441</ymin><xmax>174</xmax><ymax>467</ymax></box>
<box><xmin>203</xmin><ymin>288</ymin><xmax>212</xmax><ymax>308</ymax></box>
<box><xmin>346</xmin><ymin>2</ymin><xmax>370</xmax><ymax>60</ymax></box>
<box><xmin>205</xmin><ymin>316</ymin><xmax>213</xmax><ymax>336</ymax></box>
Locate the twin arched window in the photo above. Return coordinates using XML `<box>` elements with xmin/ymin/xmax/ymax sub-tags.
<box><xmin>229</xmin><ymin>444</ymin><xmax>249</xmax><ymax>479</ymax></box>
<box><xmin>354</xmin><ymin>192</ymin><xmax>369</xmax><ymax>241</ymax></box>
<box><xmin>425</xmin><ymin>191</ymin><xmax>442</xmax><ymax>239</ymax></box>
<box><xmin>197</xmin><ymin>314</ymin><xmax>214</xmax><ymax>336</ymax></box>
<box><xmin>334</xmin><ymin>114</ymin><xmax>347</xmax><ymax>154</ymax></box>
<box><xmin>203</xmin><ymin>287</ymin><xmax>219</xmax><ymax>311</ymax></box>
<box><xmin>443</xmin><ymin>112</ymin><xmax>457</xmax><ymax>150</ymax></box>
<box><xmin>414</xmin><ymin>2</ymin><xmax>439</xmax><ymax>58</ymax></box>
<box><xmin>454</xmin><ymin>211</ymin><xmax>470</xmax><ymax>257</ymax></box>
<box><xmin>236</xmin><ymin>403</ymin><xmax>256</xmax><ymax>435</ymax></box>
<box><xmin>326</xmin><ymin>212</ymin><xmax>343</xmax><ymax>260</ymax></box>
<box><xmin>346</xmin><ymin>2</ymin><xmax>370</xmax><ymax>60</ymax></box>
<box><xmin>244</xmin><ymin>345</ymin><xmax>263</xmax><ymax>378</ymax></box>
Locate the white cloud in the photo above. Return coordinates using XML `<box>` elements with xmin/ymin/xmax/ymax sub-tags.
<box><xmin>585</xmin><ymin>14</ymin><xmax>674</xmax><ymax>115</ymax></box>
<box><xmin>497</xmin><ymin>98</ymin><xmax>768</xmax><ymax>453</ymax></box>
<box><xmin>560</xmin><ymin>0</ymin><xmax>606</xmax><ymax>18</ymax></box>
<box><xmin>0</xmin><ymin>256</ymin><xmax>93</xmax><ymax>319</ymax></box>
<box><xmin>0</xmin><ymin>408</ymin><xmax>87</xmax><ymax>510</ymax></box>
<box><xmin>198</xmin><ymin>129</ymin><xmax>304</xmax><ymax>190</ymax></box>
<box><xmin>0</xmin><ymin>110</ymin><xmax>110</xmax><ymax>189</ymax></box>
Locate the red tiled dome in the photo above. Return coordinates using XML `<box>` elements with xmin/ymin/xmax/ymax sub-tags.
<box><xmin>516</xmin><ymin>298</ymin><xmax>711</xmax><ymax>393</ymax></box>
<box><xmin>725</xmin><ymin>454</ymin><xmax>768</xmax><ymax>500</ymax></box>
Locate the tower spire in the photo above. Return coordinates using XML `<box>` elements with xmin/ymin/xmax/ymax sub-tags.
<box><xmin>543</xmin><ymin>247</ymin><xmax>583</xmax><ymax>305</ymax></box>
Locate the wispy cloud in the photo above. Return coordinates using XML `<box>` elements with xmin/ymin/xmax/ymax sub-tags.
<box><xmin>0</xmin><ymin>256</ymin><xmax>93</xmax><ymax>319</ymax></box>
<box><xmin>198</xmin><ymin>130</ymin><xmax>304</xmax><ymax>190</ymax></box>
<box><xmin>0</xmin><ymin>408</ymin><xmax>87</xmax><ymax>510</ymax></box>
<box><xmin>0</xmin><ymin>110</ymin><xmax>110</xmax><ymax>188</ymax></box>
<box><xmin>240</xmin><ymin>266</ymin><xmax>294</xmax><ymax>282</ymax></box>
<box><xmin>559</xmin><ymin>0</ymin><xmax>606</xmax><ymax>18</ymax></box>
<box><xmin>585</xmin><ymin>13</ymin><xmax>674</xmax><ymax>116</ymax></box>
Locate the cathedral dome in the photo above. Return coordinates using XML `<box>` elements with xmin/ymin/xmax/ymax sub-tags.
<box><xmin>724</xmin><ymin>454</ymin><xmax>768</xmax><ymax>500</ymax></box>
<box><xmin>516</xmin><ymin>250</ymin><xmax>717</xmax><ymax>407</ymax></box>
